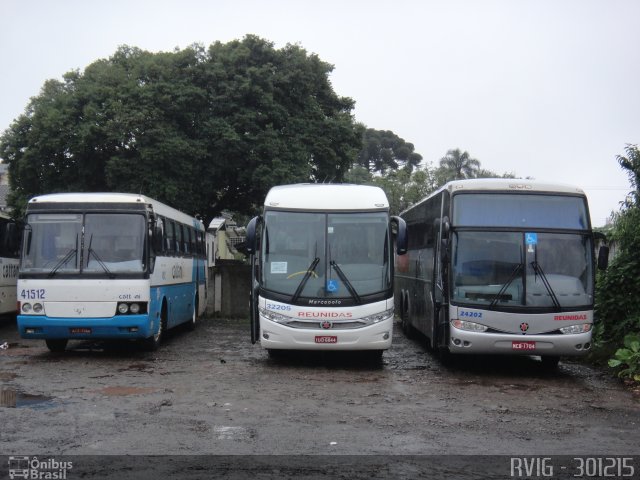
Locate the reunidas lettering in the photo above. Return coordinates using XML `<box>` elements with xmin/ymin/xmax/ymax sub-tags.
<box><xmin>298</xmin><ymin>312</ymin><xmax>353</xmax><ymax>318</ymax></box>
<box><xmin>554</xmin><ymin>314</ymin><xmax>588</xmax><ymax>321</ymax></box>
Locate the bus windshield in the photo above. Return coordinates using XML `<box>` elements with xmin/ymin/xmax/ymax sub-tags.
<box><xmin>451</xmin><ymin>231</ymin><xmax>594</xmax><ymax>309</ymax></box>
<box><xmin>261</xmin><ymin>211</ymin><xmax>390</xmax><ymax>300</ymax></box>
<box><xmin>21</xmin><ymin>213</ymin><xmax>146</xmax><ymax>274</ymax></box>
<box><xmin>453</xmin><ymin>193</ymin><xmax>589</xmax><ymax>229</ymax></box>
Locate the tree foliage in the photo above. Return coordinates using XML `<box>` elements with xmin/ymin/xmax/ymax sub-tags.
<box><xmin>435</xmin><ymin>148</ymin><xmax>481</xmax><ymax>183</ymax></box>
<box><xmin>0</xmin><ymin>36</ymin><xmax>362</xmax><ymax>221</ymax></box>
<box><xmin>596</xmin><ymin>145</ymin><xmax>640</xmax><ymax>355</ymax></box>
<box><xmin>355</xmin><ymin>128</ymin><xmax>422</xmax><ymax>174</ymax></box>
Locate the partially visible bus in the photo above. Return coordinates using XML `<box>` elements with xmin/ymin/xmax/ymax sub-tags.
<box><xmin>0</xmin><ymin>212</ymin><xmax>20</xmax><ymax>315</ymax></box>
<box><xmin>395</xmin><ymin>179</ymin><xmax>608</xmax><ymax>367</ymax></box>
<box><xmin>17</xmin><ymin>193</ymin><xmax>208</xmax><ymax>352</ymax></box>
<box><xmin>246</xmin><ymin>184</ymin><xmax>408</xmax><ymax>357</ymax></box>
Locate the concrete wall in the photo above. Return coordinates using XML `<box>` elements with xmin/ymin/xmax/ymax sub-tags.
<box><xmin>207</xmin><ymin>264</ymin><xmax>251</xmax><ymax>318</ymax></box>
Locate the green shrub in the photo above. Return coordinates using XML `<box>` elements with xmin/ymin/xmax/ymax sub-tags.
<box><xmin>608</xmin><ymin>333</ymin><xmax>640</xmax><ymax>381</ymax></box>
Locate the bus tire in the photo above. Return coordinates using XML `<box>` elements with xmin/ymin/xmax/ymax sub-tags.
<box><xmin>186</xmin><ymin>295</ymin><xmax>198</xmax><ymax>331</ymax></box>
<box><xmin>435</xmin><ymin>309</ymin><xmax>451</xmax><ymax>364</ymax></box>
<box><xmin>367</xmin><ymin>350</ymin><xmax>384</xmax><ymax>363</ymax></box>
<box><xmin>401</xmin><ymin>296</ymin><xmax>414</xmax><ymax>339</ymax></box>
<box><xmin>540</xmin><ymin>355</ymin><xmax>560</xmax><ymax>370</ymax></box>
<box><xmin>45</xmin><ymin>339</ymin><xmax>68</xmax><ymax>353</ymax></box>
<box><xmin>143</xmin><ymin>304</ymin><xmax>166</xmax><ymax>351</ymax></box>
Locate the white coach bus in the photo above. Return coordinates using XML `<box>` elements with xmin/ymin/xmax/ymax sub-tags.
<box><xmin>245</xmin><ymin>184</ymin><xmax>408</xmax><ymax>357</ymax></box>
<box><xmin>17</xmin><ymin>193</ymin><xmax>208</xmax><ymax>352</ymax></box>
<box><xmin>395</xmin><ymin>179</ymin><xmax>608</xmax><ymax>367</ymax></box>
<box><xmin>0</xmin><ymin>212</ymin><xmax>20</xmax><ymax>315</ymax></box>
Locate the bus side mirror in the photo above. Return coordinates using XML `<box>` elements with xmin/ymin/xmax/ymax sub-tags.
<box><xmin>152</xmin><ymin>225</ymin><xmax>163</xmax><ymax>253</ymax></box>
<box><xmin>597</xmin><ymin>245</ymin><xmax>609</xmax><ymax>270</ymax></box>
<box><xmin>441</xmin><ymin>216</ymin><xmax>450</xmax><ymax>240</ymax></box>
<box><xmin>4</xmin><ymin>222</ymin><xmax>19</xmax><ymax>255</ymax></box>
<box><xmin>391</xmin><ymin>216</ymin><xmax>408</xmax><ymax>255</ymax></box>
<box><xmin>593</xmin><ymin>231</ymin><xmax>609</xmax><ymax>270</ymax></box>
<box><xmin>246</xmin><ymin>216</ymin><xmax>261</xmax><ymax>255</ymax></box>
<box><xmin>23</xmin><ymin>224</ymin><xmax>32</xmax><ymax>256</ymax></box>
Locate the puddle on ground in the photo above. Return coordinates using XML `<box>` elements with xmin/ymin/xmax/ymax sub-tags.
<box><xmin>96</xmin><ymin>386</ymin><xmax>158</xmax><ymax>396</ymax></box>
<box><xmin>0</xmin><ymin>389</ymin><xmax>55</xmax><ymax>409</ymax></box>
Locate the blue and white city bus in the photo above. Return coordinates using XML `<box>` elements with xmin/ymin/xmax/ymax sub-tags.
<box><xmin>17</xmin><ymin>193</ymin><xmax>208</xmax><ymax>352</ymax></box>
<box><xmin>395</xmin><ymin>179</ymin><xmax>609</xmax><ymax>367</ymax></box>
<box><xmin>0</xmin><ymin>212</ymin><xmax>20</xmax><ymax>315</ymax></box>
<box><xmin>245</xmin><ymin>184</ymin><xmax>408</xmax><ymax>358</ymax></box>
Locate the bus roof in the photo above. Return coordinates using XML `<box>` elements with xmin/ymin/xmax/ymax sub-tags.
<box><xmin>27</xmin><ymin>192</ymin><xmax>201</xmax><ymax>227</ymax></box>
<box><xmin>442</xmin><ymin>178</ymin><xmax>585</xmax><ymax>195</ymax></box>
<box><xmin>403</xmin><ymin>178</ymin><xmax>586</xmax><ymax>214</ymax></box>
<box><xmin>264</xmin><ymin>184</ymin><xmax>389</xmax><ymax>211</ymax></box>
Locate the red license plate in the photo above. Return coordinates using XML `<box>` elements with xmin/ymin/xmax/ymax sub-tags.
<box><xmin>70</xmin><ymin>328</ymin><xmax>92</xmax><ymax>334</ymax></box>
<box><xmin>512</xmin><ymin>340</ymin><xmax>536</xmax><ymax>351</ymax></box>
<box><xmin>315</xmin><ymin>335</ymin><xmax>337</xmax><ymax>344</ymax></box>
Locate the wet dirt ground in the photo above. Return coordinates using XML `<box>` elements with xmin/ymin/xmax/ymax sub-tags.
<box><xmin>1</xmin><ymin>314</ymin><xmax>639</xmax><ymax>477</ymax></box>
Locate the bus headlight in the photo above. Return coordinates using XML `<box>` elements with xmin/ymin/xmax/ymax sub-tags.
<box><xmin>451</xmin><ymin>319</ymin><xmax>488</xmax><ymax>332</ymax></box>
<box><xmin>32</xmin><ymin>303</ymin><xmax>43</xmax><ymax>314</ymax></box>
<box><xmin>361</xmin><ymin>308</ymin><xmax>394</xmax><ymax>324</ymax></box>
<box><xmin>117</xmin><ymin>303</ymin><xmax>129</xmax><ymax>314</ymax></box>
<box><xmin>560</xmin><ymin>324</ymin><xmax>592</xmax><ymax>334</ymax></box>
<box><xmin>259</xmin><ymin>307</ymin><xmax>289</xmax><ymax>323</ymax></box>
<box><xmin>129</xmin><ymin>303</ymin><xmax>140</xmax><ymax>314</ymax></box>
<box><xmin>22</xmin><ymin>303</ymin><xmax>32</xmax><ymax>313</ymax></box>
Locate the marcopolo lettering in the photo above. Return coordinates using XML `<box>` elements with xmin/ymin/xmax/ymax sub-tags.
<box><xmin>308</xmin><ymin>299</ymin><xmax>343</xmax><ymax>305</ymax></box>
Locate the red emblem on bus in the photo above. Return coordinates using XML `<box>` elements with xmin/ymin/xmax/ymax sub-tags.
<box><xmin>520</xmin><ymin>322</ymin><xmax>529</xmax><ymax>332</ymax></box>
<box><xmin>321</xmin><ymin>321</ymin><xmax>333</xmax><ymax>329</ymax></box>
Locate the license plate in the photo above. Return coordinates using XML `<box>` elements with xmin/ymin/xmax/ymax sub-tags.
<box><xmin>315</xmin><ymin>336</ymin><xmax>337</xmax><ymax>344</ymax></box>
<box><xmin>70</xmin><ymin>328</ymin><xmax>92</xmax><ymax>334</ymax></box>
<box><xmin>512</xmin><ymin>340</ymin><xmax>536</xmax><ymax>351</ymax></box>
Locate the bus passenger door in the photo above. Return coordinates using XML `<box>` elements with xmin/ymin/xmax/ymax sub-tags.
<box><xmin>246</xmin><ymin>216</ymin><xmax>261</xmax><ymax>344</ymax></box>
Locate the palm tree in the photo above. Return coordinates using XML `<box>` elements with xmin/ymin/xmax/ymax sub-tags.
<box><xmin>437</xmin><ymin>149</ymin><xmax>480</xmax><ymax>181</ymax></box>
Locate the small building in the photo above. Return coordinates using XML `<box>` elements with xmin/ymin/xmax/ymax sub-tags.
<box><xmin>206</xmin><ymin>215</ymin><xmax>246</xmax><ymax>266</ymax></box>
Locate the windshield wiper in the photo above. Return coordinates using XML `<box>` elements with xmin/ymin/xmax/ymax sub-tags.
<box><xmin>490</xmin><ymin>263</ymin><xmax>523</xmax><ymax>308</ymax></box>
<box><xmin>530</xmin><ymin>261</ymin><xmax>561</xmax><ymax>310</ymax></box>
<box><xmin>86</xmin><ymin>234</ymin><xmax>115</xmax><ymax>278</ymax></box>
<box><xmin>330</xmin><ymin>261</ymin><xmax>362</xmax><ymax>304</ymax></box>
<box><xmin>291</xmin><ymin>257</ymin><xmax>320</xmax><ymax>303</ymax></box>
<box><xmin>48</xmin><ymin>235</ymin><xmax>79</xmax><ymax>278</ymax></box>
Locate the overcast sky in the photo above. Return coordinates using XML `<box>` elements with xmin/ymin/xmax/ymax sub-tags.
<box><xmin>1</xmin><ymin>0</ymin><xmax>638</xmax><ymax>226</ymax></box>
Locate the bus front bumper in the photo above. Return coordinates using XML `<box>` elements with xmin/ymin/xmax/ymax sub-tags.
<box><xmin>259</xmin><ymin>317</ymin><xmax>393</xmax><ymax>351</ymax></box>
<box><xmin>448</xmin><ymin>327</ymin><xmax>592</xmax><ymax>356</ymax></box>
<box><xmin>17</xmin><ymin>315</ymin><xmax>156</xmax><ymax>340</ymax></box>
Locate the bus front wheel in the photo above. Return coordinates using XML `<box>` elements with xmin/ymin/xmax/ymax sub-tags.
<box><xmin>187</xmin><ymin>295</ymin><xmax>199</xmax><ymax>331</ymax></box>
<box><xmin>540</xmin><ymin>355</ymin><xmax>560</xmax><ymax>370</ymax></box>
<box><xmin>45</xmin><ymin>339</ymin><xmax>68</xmax><ymax>353</ymax></box>
<box><xmin>143</xmin><ymin>306</ymin><xmax>166</xmax><ymax>351</ymax></box>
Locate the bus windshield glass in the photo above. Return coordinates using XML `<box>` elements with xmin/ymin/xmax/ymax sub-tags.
<box><xmin>451</xmin><ymin>231</ymin><xmax>593</xmax><ymax>308</ymax></box>
<box><xmin>21</xmin><ymin>213</ymin><xmax>145</xmax><ymax>274</ymax></box>
<box><xmin>453</xmin><ymin>193</ymin><xmax>589</xmax><ymax>229</ymax></box>
<box><xmin>261</xmin><ymin>211</ymin><xmax>390</xmax><ymax>299</ymax></box>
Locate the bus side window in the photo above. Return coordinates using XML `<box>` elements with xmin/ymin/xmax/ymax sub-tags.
<box><xmin>166</xmin><ymin>221</ymin><xmax>176</xmax><ymax>254</ymax></box>
<box><xmin>184</xmin><ymin>227</ymin><xmax>191</xmax><ymax>254</ymax></box>
<box><xmin>188</xmin><ymin>228</ymin><xmax>195</xmax><ymax>254</ymax></box>
<box><xmin>174</xmin><ymin>223</ymin><xmax>182</xmax><ymax>254</ymax></box>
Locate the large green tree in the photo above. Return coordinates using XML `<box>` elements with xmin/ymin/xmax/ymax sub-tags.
<box><xmin>356</xmin><ymin>128</ymin><xmax>422</xmax><ymax>174</ymax></box>
<box><xmin>0</xmin><ymin>36</ymin><xmax>362</xmax><ymax>221</ymax></box>
<box><xmin>435</xmin><ymin>148</ymin><xmax>481</xmax><ymax>182</ymax></box>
